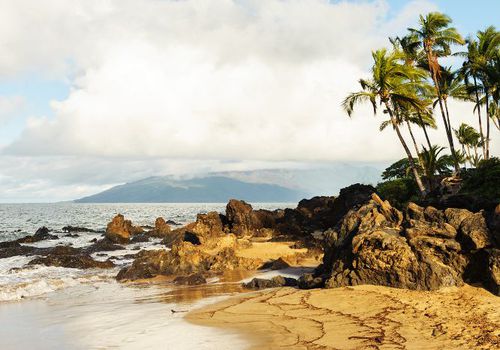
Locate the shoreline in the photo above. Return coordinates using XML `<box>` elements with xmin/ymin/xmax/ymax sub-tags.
<box><xmin>186</xmin><ymin>284</ymin><xmax>500</xmax><ymax>349</ymax></box>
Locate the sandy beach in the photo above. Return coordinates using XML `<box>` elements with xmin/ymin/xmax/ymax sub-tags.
<box><xmin>188</xmin><ymin>284</ymin><xmax>500</xmax><ymax>349</ymax></box>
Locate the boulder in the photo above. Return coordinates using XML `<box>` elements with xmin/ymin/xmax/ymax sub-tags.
<box><xmin>105</xmin><ymin>214</ymin><xmax>143</xmax><ymax>243</ymax></box>
<box><xmin>147</xmin><ymin>217</ymin><xmax>172</xmax><ymax>238</ymax></box>
<box><xmin>62</xmin><ymin>226</ymin><xmax>97</xmax><ymax>233</ymax></box>
<box><xmin>243</xmin><ymin>275</ymin><xmax>297</xmax><ymax>289</ymax></box>
<box><xmin>117</xmin><ymin>238</ymin><xmax>262</xmax><ymax>281</ymax></box>
<box><xmin>320</xmin><ymin>194</ymin><xmax>471</xmax><ymax>291</ymax></box>
<box><xmin>458</xmin><ymin>212</ymin><xmax>492</xmax><ymax>251</ymax></box>
<box><xmin>84</xmin><ymin>238</ymin><xmax>125</xmax><ymax>254</ymax></box>
<box><xmin>260</xmin><ymin>257</ymin><xmax>291</xmax><ymax>270</ymax></box>
<box><xmin>16</xmin><ymin>227</ymin><xmax>59</xmax><ymax>243</ymax></box>
<box><xmin>174</xmin><ymin>273</ymin><xmax>207</xmax><ymax>286</ymax></box>
<box><xmin>226</xmin><ymin>199</ymin><xmax>260</xmax><ymax>237</ymax></box>
<box><xmin>298</xmin><ymin>273</ymin><xmax>325</xmax><ymax>289</ymax></box>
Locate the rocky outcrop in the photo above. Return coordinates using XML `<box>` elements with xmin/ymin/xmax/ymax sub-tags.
<box><xmin>28</xmin><ymin>246</ymin><xmax>114</xmax><ymax>269</ymax></box>
<box><xmin>174</xmin><ymin>273</ymin><xmax>207</xmax><ymax>285</ymax></box>
<box><xmin>105</xmin><ymin>214</ymin><xmax>143</xmax><ymax>243</ymax></box>
<box><xmin>62</xmin><ymin>226</ymin><xmax>98</xmax><ymax>233</ymax></box>
<box><xmin>147</xmin><ymin>217</ymin><xmax>172</xmax><ymax>238</ymax></box>
<box><xmin>16</xmin><ymin>227</ymin><xmax>58</xmax><ymax>243</ymax></box>
<box><xmin>316</xmin><ymin>192</ymin><xmax>498</xmax><ymax>293</ymax></box>
<box><xmin>116</xmin><ymin>236</ymin><xmax>262</xmax><ymax>281</ymax></box>
<box><xmin>243</xmin><ymin>276</ymin><xmax>297</xmax><ymax>289</ymax></box>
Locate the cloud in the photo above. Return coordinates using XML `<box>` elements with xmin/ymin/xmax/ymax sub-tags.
<box><xmin>0</xmin><ymin>95</ymin><xmax>25</xmax><ymax>124</ymax></box>
<box><xmin>3</xmin><ymin>0</ymin><xmax>440</xmax><ymax>163</ymax></box>
<box><xmin>2</xmin><ymin>0</ymin><xmax>494</xmax><ymax>201</ymax></box>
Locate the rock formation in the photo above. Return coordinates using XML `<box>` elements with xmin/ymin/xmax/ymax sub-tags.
<box><xmin>105</xmin><ymin>214</ymin><xmax>143</xmax><ymax>243</ymax></box>
<box><xmin>147</xmin><ymin>217</ymin><xmax>172</xmax><ymax>238</ymax></box>
<box><xmin>314</xmin><ymin>192</ymin><xmax>499</xmax><ymax>295</ymax></box>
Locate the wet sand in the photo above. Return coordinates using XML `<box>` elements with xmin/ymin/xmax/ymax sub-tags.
<box><xmin>187</xmin><ymin>284</ymin><xmax>500</xmax><ymax>349</ymax></box>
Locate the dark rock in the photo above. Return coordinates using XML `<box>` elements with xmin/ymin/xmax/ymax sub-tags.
<box><xmin>84</xmin><ymin>238</ymin><xmax>125</xmax><ymax>254</ymax></box>
<box><xmin>183</xmin><ymin>232</ymin><xmax>201</xmax><ymax>245</ymax></box>
<box><xmin>166</xmin><ymin>220</ymin><xmax>181</xmax><ymax>226</ymax></box>
<box><xmin>243</xmin><ymin>275</ymin><xmax>297</xmax><ymax>289</ymax></box>
<box><xmin>62</xmin><ymin>226</ymin><xmax>97</xmax><ymax>233</ymax></box>
<box><xmin>260</xmin><ymin>257</ymin><xmax>291</xmax><ymax>270</ymax></box>
<box><xmin>130</xmin><ymin>233</ymin><xmax>150</xmax><ymax>243</ymax></box>
<box><xmin>24</xmin><ymin>245</ymin><xmax>114</xmax><ymax>269</ymax></box>
<box><xmin>0</xmin><ymin>241</ymin><xmax>21</xmax><ymax>249</ymax></box>
<box><xmin>174</xmin><ymin>273</ymin><xmax>207</xmax><ymax>285</ymax></box>
<box><xmin>298</xmin><ymin>273</ymin><xmax>325</xmax><ymax>289</ymax></box>
<box><xmin>16</xmin><ymin>227</ymin><xmax>59</xmax><ymax>243</ymax></box>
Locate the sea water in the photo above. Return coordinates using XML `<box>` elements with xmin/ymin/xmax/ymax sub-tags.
<box><xmin>0</xmin><ymin>202</ymin><xmax>293</xmax><ymax>349</ymax></box>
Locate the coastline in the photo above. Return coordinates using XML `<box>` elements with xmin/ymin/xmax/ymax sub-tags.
<box><xmin>187</xmin><ymin>284</ymin><xmax>500</xmax><ymax>349</ymax></box>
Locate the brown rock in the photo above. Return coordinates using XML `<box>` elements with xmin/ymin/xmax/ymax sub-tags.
<box><xmin>147</xmin><ymin>217</ymin><xmax>172</xmax><ymax>238</ymax></box>
<box><xmin>459</xmin><ymin>212</ymin><xmax>492</xmax><ymax>250</ymax></box>
<box><xmin>105</xmin><ymin>214</ymin><xmax>143</xmax><ymax>243</ymax></box>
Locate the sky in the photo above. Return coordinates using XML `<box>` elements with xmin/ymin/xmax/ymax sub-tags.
<box><xmin>0</xmin><ymin>0</ymin><xmax>498</xmax><ymax>202</ymax></box>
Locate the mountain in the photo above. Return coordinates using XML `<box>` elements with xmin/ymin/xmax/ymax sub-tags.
<box><xmin>74</xmin><ymin>176</ymin><xmax>307</xmax><ymax>203</ymax></box>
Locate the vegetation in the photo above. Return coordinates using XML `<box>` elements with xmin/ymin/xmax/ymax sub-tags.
<box><xmin>460</xmin><ymin>157</ymin><xmax>500</xmax><ymax>200</ymax></box>
<box><xmin>344</xmin><ymin>11</ymin><xmax>499</xmax><ymax>199</ymax></box>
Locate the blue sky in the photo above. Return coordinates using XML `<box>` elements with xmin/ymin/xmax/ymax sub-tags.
<box><xmin>0</xmin><ymin>0</ymin><xmax>498</xmax><ymax>202</ymax></box>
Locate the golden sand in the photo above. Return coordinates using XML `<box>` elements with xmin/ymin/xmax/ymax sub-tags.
<box><xmin>187</xmin><ymin>284</ymin><xmax>500</xmax><ymax>349</ymax></box>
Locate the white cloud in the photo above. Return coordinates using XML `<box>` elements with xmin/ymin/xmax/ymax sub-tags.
<box><xmin>2</xmin><ymin>0</ymin><xmax>441</xmax><ymax>162</ymax></box>
<box><xmin>2</xmin><ymin>0</ymin><xmax>495</xmax><ymax>201</ymax></box>
<box><xmin>0</xmin><ymin>95</ymin><xmax>25</xmax><ymax>124</ymax></box>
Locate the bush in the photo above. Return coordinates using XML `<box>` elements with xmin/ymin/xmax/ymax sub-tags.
<box><xmin>376</xmin><ymin>178</ymin><xmax>419</xmax><ymax>209</ymax></box>
<box><xmin>460</xmin><ymin>157</ymin><xmax>500</xmax><ymax>200</ymax></box>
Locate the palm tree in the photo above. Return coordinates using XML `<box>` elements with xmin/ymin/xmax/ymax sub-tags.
<box><xmin>391</xmin><ymin>34</ymin><xmax>436</xmax><ymax>149</ymax></box>
<box><xmin>461</xmin><ymin>38</ymin><xmax>486</xmax><ymax>156</ymax></box>
<box><xmin>475</xmin><ymin>26</ymin><xmax>500</xmax><ymax>159</ymax></box>
<box><xmin>343</xmin><ymin>49</ymin><xmax>427</xmax><ymax>195</ymax></box>
<box><xmin>409</xmin><ymin>12</ymin><xmax>465</xmax><ymax>173</ymax></box>
<box><xmin>454</xmin><ymin>123</ymin><xmax>482</xmax><ymax>167</ymax></box>
<box><xmin>419</xmin><ymin>145</ymin><xmax>453</xmax><ymax>189</ymax></box>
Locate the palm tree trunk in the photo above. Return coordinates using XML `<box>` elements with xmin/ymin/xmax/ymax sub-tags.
<box><xmin>433</xmin><ymin>88</ymin><xmax>459</xmax><ymax>175</ymax></box>
<box><xmin>406</xmin><ymin>120</ymin><xmax>420</xmax><ymax>156</ymax></box>
<box><xmin>473</xmin><ymin>76</ymin><xmax>486</xmax><ymax>158</ymax></box>
<box><xmin>485</xmin><ymin>90</ymin><xmax>490</xmax><ymax>160</ymax></box>
<box><xmin>426</xmin><ymin>47</ymin><xmax>460</xmax><ymax>174</ymax></box>
<box><xmin>417</xmin><ymin>113</ymin><xmax>433</xmax><ymax>149</ymax></box>
<box><xmin>385</xmin><ymin>102</ymin><xmax>426</xmax><ymax>195</ymax></box>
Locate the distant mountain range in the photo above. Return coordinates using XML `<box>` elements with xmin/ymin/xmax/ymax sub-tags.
<box><xmin>75</xmin><ymin>176</ymin><xmax>307</xmax><ymax>203</ymax></box>
<box><xmin>74</xmin><ymin>163</ymin><xmax>385</xmax><ymax>203</ymax></box>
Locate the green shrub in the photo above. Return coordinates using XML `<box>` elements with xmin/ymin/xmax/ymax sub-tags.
<box><xmin>376</xmin><ymin>178</ymin><xmax>419</xmax><ymax>208</ymax></box>
<box><xmin>460</xmin><ymin>157</ymin><xmax>500</xmax><ymax>200</ymax></box>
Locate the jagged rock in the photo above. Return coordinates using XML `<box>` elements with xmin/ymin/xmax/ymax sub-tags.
<box><xmin>226</xmin><ymin>199</ymin><xmax>260</xmax><ymax>237</ymax></box>
<box><xmin>174</xmin><ymin>273</ymin><xmax>207</xmax><ymax>285</ymax></box>
<box><xmin>297</xmin><ymin>273</ymin><xmax>324</xmax><ymax>289</ymax></box>
<box><xmin>444</xmin><ymin>208</ymin><xmax>473</xmax><ymax>229</ymax></box>
<box><xmin>117</xmin><ymin>237</ymin><xmax>261</xmax><ymax>281</ymax></box>
<box><xmin>16</xmin><ymin>227</ymin><xmax>59</xmax><ymax>243</ymax></box>
<box><xmin>260</xmin><ymin>257</ymin><xmax>291</xmax><ymax>270</ymax></box>
<box><xmin>62</xmin><ymin>226</ymin><xmax>97</xmax><ymax>233</ymax></box>
<box><xmin>147</xmin><ymin>217</ymin><xmax>172</xmax><ymax>238</ymax></box>
<box><xmin>0</xmin><ymin>241</ymin><xmax>21</xmax><ymax>249</ymax></box>
<box><xmin>320</xmin><ymin>193</ymin><xmax>471</xmax><ymax>291</ymax></box>
<box><xmin>130</xmin><ymin>233</ymin><xmax>150</xmax><ymax>243</ymax></box>
<box><xmin>84</xmin><ymin>238</ymin><xmax>125</xmax><ymax>254</ymax></box>
<box><xmin>28</xmin><ymin>246</ymin><xmax>114</xmax><ymax>269</ymax></box>
<box><xmin>484</xmin><ymin>249</ymin><xmax>499</xmax><ymax>296</ymax></box>
<box><xmin>105</xmin><ymin>214</ymin><xmax>143</xmax><ymax>243</ymax></box>
<box><xmin>243</xmin><ymin>275</ymin><xmax>297</xmax><ymax>289</ymax></box>
<box><xmin>64</xmin><ymin>233</ymin><xmax>80</xmax><ymax>238</ymax></box>
<box><xmin>458</xmin><ymin>212</ymin><xmax>492</xmax><ymax>251</ymax></box>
